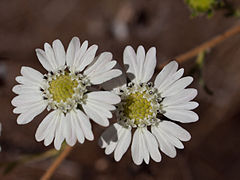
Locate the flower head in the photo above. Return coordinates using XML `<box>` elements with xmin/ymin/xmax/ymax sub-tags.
<box><xmin>12</xmin><ymin>37</ymin><xmax>122</xmax><ymax>150</ymax></box>
<box><xmin>99</xmin><ymin>45</ymin><xmax>199</xmax><ymax>165</ymax></box>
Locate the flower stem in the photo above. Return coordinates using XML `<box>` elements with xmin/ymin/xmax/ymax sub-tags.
<box><xmin>40</xmin><ymin>145</ymin><xmax>73</xmax><ymax>180</ymax></box>
<box><xmin>158</xmin><ymin>24</ymin><xmax>240</xmax><ymax>69</ymax></box>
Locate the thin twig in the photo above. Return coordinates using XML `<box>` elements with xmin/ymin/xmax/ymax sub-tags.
<box><xmin>158</xmin><ymin>24</ymin><xmax>240</xmax><ymax>69</ymax></box>
<box><xmin>40</xmin><ymin>145</ymin><xmax>73</xmax><ymax>180</ymax></box>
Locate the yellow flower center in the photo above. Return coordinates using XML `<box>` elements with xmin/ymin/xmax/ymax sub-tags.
<box><xmin>48</xmin><ymin>74</ymin><xmax>78</xmax><ymax>103</ymax></box>
<box><xmin>123</xmin><ymin>92</ymin><xmax>153</xmax><ymax>124</ymax></box>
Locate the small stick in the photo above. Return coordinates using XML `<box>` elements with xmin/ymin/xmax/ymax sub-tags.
<box><xmin>158</xmin><ymin>24</ymin><xmax>240</xmax><ymax>69</ymax></box>
<box><xmin>40</xmin><ymin>145</ymin><xmax>73</xmax><ymax>180</ymax></box>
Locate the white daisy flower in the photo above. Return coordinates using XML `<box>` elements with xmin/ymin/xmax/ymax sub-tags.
<box><xmin>99</xmin><ymin>45</ymin><xmax>199</xmax><ymax>165</ymax></box>
<box><xmin>12</xmin><ymin>37</ymin><xmax>122</xmax><ymax>150</ymax></box>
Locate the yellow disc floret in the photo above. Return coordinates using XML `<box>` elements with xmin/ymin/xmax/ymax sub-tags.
<box><xmin>123</xmin><ymin>92</ymin><xmax>153</xmax><ymax>125</ymax></box>
<box><xmin>48</xmin><ymin>74</ymin><xmax>78</xmax><ymax>103</ymax></box>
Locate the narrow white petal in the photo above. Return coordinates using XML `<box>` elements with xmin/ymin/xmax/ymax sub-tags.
<box><xmin>44</xmin><ymin>43</ymin><xmax>58</xmax><ymax>70</ymax></box>
<box><xmin>16</xmin><ymin>101</ymin><xmax>47</xmax><ymax>124</ymax></box>
<box><xmin>162</xmin><ymin>89</ymin><xmax>198</xmax><ymax>106</ymax></box>
<box><xmin>12</xmin><ymin>85</ymin><xmax>40</xmax><ymax>95</ymax></box>
<box><xmin>166</xmin><ymin>101</ymin><xmax>199</xmax><ymax>110</ymax></box>
<box><xmin>84</xmin><ymin>52</ymin><xmax>112</xmax><ymax>76</ymax></box>
<box><xmin>52</xmin><ymin>39</ymin><xmax>66</xmax><ymax>67</ymax></box>
<box><xmin>76</xmin><ymin>110</ymin><xmax>94</xmax><ymax>141</ymax></box>
<box><xmin>161</xmin><ymin>77</ymin><xmax>193</xmax><ymax>97</ymax></box>
<box><xmin>35</xmin><ymin>48</ymin><xmax>53</xmax><ymax>71</ymax></box>
<box><xmin>114</xmin><ymin>127</ymin><xmax>132</xmax><ymax>162</ymax></box>
<box><xmin>87</xmin><ymin>91</ymin><xmax>121</xmax><ymax>104</ymax></box>
<box><xmin>20</xmin><ymin>66</ymin><xmax>43</xmax><ymax>84</ymax></box>
<box><xmin>136</xmin><ymin>45</ymin><xmax>145</xmax><ymax>81</ymax></box>
<box><xmin>86</xmin><ymin>101</ymin><xmax>112</xmax><ymax>118</ymax></box>
<box><xmin>99</xmin><ymin>123</ymin><xmax>121</xmax><ymax>148</ymax></box>
<box><xmin>88</xmin><ymin>99</ymin><xmax>116</xmax><ymax>111</ymax></box>
<box><xmin>131</xmin><ymin>128</ymin><xmax>143</xmax><ymax>165</ymax></box>
<box><xmin>15</xmin><ymin>76</ymin><xmax>42</xmax><ymax>87</ymax></box>
<box><xmin>54</xmin><ymin>112</ymin><xmax>65</xmax><ymax>150</ymax></box>
<box><xmin>65</xmin><ymin>112</ymin><xmax>77</xmax><ymax>146</ymax></box>
<box><xmin>142</xmin><ymin>47</ymin><xmax>156</xmax><ymax>82</ymax></box>
<box><xmin>159</xmin><ymin>121</ymin><xmax>191</xmax><ymax>142</ymax></box>
<box><xmin>66</xmin><ymin>37</ymin><xmax>80</xmax><ymax>69</ymax></box>
<box><xmin>151</xmin><ymin>126</ymin><xmax>176</xmax><ymax>158</ymax></box>
<box><xmin>104</xmin><ymin>124</ymin><xmax>124</xmax><ymax>155</ymax></box>
<box><xmin>142</xmin><ymin>128</ymin><xmax>161</xmax><ymax>162</ymax></box>
<box><xmin>123</xmin><ymin>46</ymin><xmax>139</xmax><ymax>82</ymax></box>
<box><xmin>75</xmin><ymin>44</ymin><xmax>98</xmax><ymax>72</ymax></box>
<box><xmin>83</xmin><ymin>104</ymin><xmax>109</xmax><ymax>127</ymax></box>
<box><xmin>154</xmin><ymin>61</ymin><xmax>178</xmax><ymax>89</ymax></box>
<box><xmin>141</xmin><ymin>129</ymin><xmax>150</xmax><ymax>164</ymax></box>
<box><xmin>43</xmin><ymin>112</ymin><xmax>59</xmax><ymax>147</ymax></box>
<box><xmin>160</xmin><ymin>129</ymin><xmax>184</xmax><ymax>149</ymax></box>
<box><xmin>71</xmin><ymin>111</ymin><xmax>85</xmax><ymax>144</ymax></box>
<box><xmin>11</xmin><ymin>94</ymin><xmax>43</xmax><ymax>107</ymax></box>
<box><xmin>35</xmin><ymin>110</ymin><xmax>59</xmax><ymax>142</ymax></box>
<box><xmin>89</xmin><ymin>69</ymin><xmax>122</xmax><ymax>85</ymax></box>
<box><xmin>164</xmin><ymin>109</ymin><xmax>199</xmax><ymax>123</ymax></box>
<box><xmin>100</xmin><ymin>63</ymin><xmax>127</xmax><ymax>91</ymax></box>
<box><xmin>158</xmin><ymin>68</ymin><xmax>184</xmax><ymax>93</ymax></box>
<box><xmin>72</xmin><ymin>40</ymin><xmax>88</xmax><ymax>70</ymax></box>
<box><xmin>13</xmin><ymin>100</ymin><xmax>46</xmax><ymax>114</ymax></box>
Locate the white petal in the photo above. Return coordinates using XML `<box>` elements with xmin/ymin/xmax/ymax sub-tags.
<box><xmin>15</xmin><ymin>76</ymin><xmax>42</xmax><ymax>87</ymax></box>
<box><xmin>71</xmin><ymin>111</ymin><xmax>85</xmax><ymax>144</ymax></box>
<box><xmin>151</xmin><ymin>125</ymin><xmax>176</xmax><ymax>158</ymax></box>
<box><xmin>13</xmin><ymin>100</ymin><xmax>46</xmax><ymax>114</ymax></box>
<box><xmin>66</xmin><ymin>37</ymin><xmax>80</xmax><ymax>69</ymax></box>
<box><xmin>12</xmin><ymin>85</ymin><xmax>40</xmax><ymax>95</ymax></box>
<box><xmin>87</xmin><ymin>91</ymin><xmax>121</xmax><ymax>104</ymax></box>
<box><xmin>136</xmin><ymin>45</ymin><xmax>145</xmax><ymax>81</ymax></box>
<box><xmin>159</xmin><ymin>121</ymin><xmax>191</xmax><ymax>141</ymax></box>
<box><xmin>11</xmin><ymin>94</ymin><xmax>43</xmax><ymax>107</ymax></box>
<box><xmin>161</xmin><ymin>77</ymin><xmax>193</xmax><ymax>97</ymax></box>
<box><xmin>166</xmin><ymin>101</ymin><xmax>199</xmax><ymax>110</ymax></box>
<box><xmin>164</xmin><ymin>109</ymin><xmax>199</xmax><ymax>123</ymax></box>
<box><xmin>83</xmin><ymin>104</ymin><xmax>109</xmax><ymax>127</ymax></box>
<box><xmin>131</xmin><ymin>128</ymin><xmax>144</xmax><ymax>165</ymax></box>
<box><xmin>52</xmin><ymin>39</ymin><xmax>66</xmax><ymax>68</ymax></box>
<box><xmin>142</xmin><ymin>47</ymin><xmax>156</xmax><ymax>82</ymax></box>
<box><xmin>89</xmin><ymin>69</ymin><xmax>122</xmax><ymax>85</ymax></box>
<box><xmin>20</xmin><ymin>66</ymin><xmax>43</xmax><ymax>84</ymax></box>
<box><xmin>65</xmin><ymin>112</ymin><xmax>77</xmax><ymax>146</ymax></box>
<box><xmin>16</xmin><ymin>101</ymin><xmax>47</xmax><ymax>124</ymax></box>
<box><xmin>99</xmin><ymin>123</ymin><xmax>121</xmax><ymax>148</ymax></box>
<box><xmin>75</xmin><ymin>44</ymin><xmax>98</xmax><ymax>72</ymax></box>
<box><xmin>72</xmin><ymin>40</ymin><xmax>88</xmax><ymax>70</ymax></box>
<box><xmin>86</xmin><ymin>101</ymin><xmax>112</xmax><ymax>118</ymax></box>
<box><xmin>160</xmin><ymin>130</ymin><xmax>184</xmax><ymax>149</ymax></box>
<box><xmin>35</xmin><ymin>110</ymin><xmax>59</xmax><ymax>142</ymax></box>
<box><xmin>88</xmin><ymin>99</ymin><xmax>116</xmax><ymax>111</ymax></box>
<box><xmin>76</xmin><ymin>110</ymin><xmax>94</xmax><ymax>141</ymax></box>
<box><xmin>54</xmin><ymin>112</ymin><xmax>65</xmax><ymax>150</ymax></box>
<box><xmin>44</xmin><ymin>43</ymin><xmax>58</xmax><ymax>70</ymax></box>
<box><xmin>123</xmin><ymin>46</ymin><xmax>139</xmax><ymax>82</ymax></box>
<box><xmin>140</xmin><ymin>129</ymin><xmax>150</xmax><ymax>164</ymax></box>
<box><xmin>84</xmin><ymin>52</ymin><xmax>112</xmax><ymax>76</ymax></box>
<box><xmin>154</xmin><ymin>61</ymin><xmax>178</xmax><ymax>89</ymax></box>
<box><xmin>162</xmin><ymin>89</ymin><xmax>198</xmax><ymax>106</ymax></box>
<box><xmin>142</xmin><ymin>128</ymin><xmax>161</xmax><ymax>162</ymax></box>
<box><xmin>114</xmin><ymin>127</ymin><xmax>132</xmax><ymax>162</ymax></box>
<box><xmin>100</xmin><ymin>63</ymin><xmax>127</xmax><ymax>91</ymax></box>
<box><xmin>35</xmin><ymin>48</ymin><xmax>53</xmax><ymax>71</ymax></box>
<box><xmin>104</xmin><ymin>124</ymin><xmax>124</xmax><ymax>155</ymax></box>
